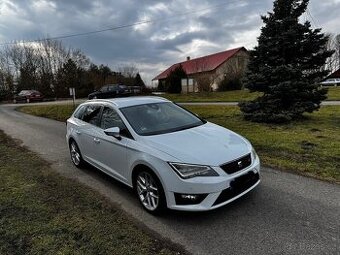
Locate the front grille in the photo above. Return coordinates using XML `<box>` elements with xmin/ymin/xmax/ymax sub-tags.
<box><xmin>213</xmin><ymin>172</ymin><xmax>259</xmax><ymax>206</ymax></box>
<box><xmin>220</xmin><ymin>154</ymin><xmax>251</xmax><ymax>174</ymax></box>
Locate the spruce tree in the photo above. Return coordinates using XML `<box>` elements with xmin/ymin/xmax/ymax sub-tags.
<box><xmin>134</xmin><ymin>73</ymin><xmax>145</xmax><ymax>87</ymax></box>
<box><xmin>165</xmin><ymin>64</ymin><xmax>187</xmax><ymax>93</ymax></box>
<box><xmin>239</xmin><ymin>0</ymin><xmax>333</xmax><ymax>123</ymax></box>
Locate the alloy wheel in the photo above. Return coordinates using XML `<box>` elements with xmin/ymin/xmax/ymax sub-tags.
<box><xmin>70</xmin><ymin>142</ymin><xmax>81</xmax><ymax>166</ymax></box>
<box><xmin>136</xmin><ymin>172</ymin><xmax>160</xmax><ymax>211</ymax></box>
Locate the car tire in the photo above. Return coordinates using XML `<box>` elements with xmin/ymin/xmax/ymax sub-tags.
<box><xmin>69</xmin><ymin>140</ymin><xmax>85</xmax><ymax>168</ymax></box>
<box><xmin>134</xmin><ymin>169</ymin><xmax>166</xmax><ymax>214</ymax></box>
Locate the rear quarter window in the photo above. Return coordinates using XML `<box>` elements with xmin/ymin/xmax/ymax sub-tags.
<box><xmin>74</xmin><ymin>105</ymin><xmax>86</xmax><ymax>119</ymax></box>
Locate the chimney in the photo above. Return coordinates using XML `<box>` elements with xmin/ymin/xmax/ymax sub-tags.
<box><xmin>187</xmin><ymin>56</ymin><xmax>190</xmax><ymax>61</ymax></box>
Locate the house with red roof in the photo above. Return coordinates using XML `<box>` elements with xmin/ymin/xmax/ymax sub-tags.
<box><xmin>152</xmin><ymin>47</ymin><xmax>249</xmax><ymax>92</ymax></box>
<box><xmin>321</xmin><ymin>68</ymin><xmax>340</xmax><ymax>86</ymax></box>
<box><xmin>328</xmin><ymin>68</ymin><xmax>340</xmax><ymax>79</ymax></box>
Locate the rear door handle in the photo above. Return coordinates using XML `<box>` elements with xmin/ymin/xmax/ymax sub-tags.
<box><xmin>75</xmin><ymin>130</ymin><xmax>81</xmax><ymax>135</ymax></box>
<box><xmin>93</xmin><ymin>138</ymin><xmax>100</xmax><ymax>144</ymax></box>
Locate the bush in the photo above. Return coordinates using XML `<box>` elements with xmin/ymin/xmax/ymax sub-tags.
<box><xmin>0</xmin><ymin>89</ymin><xmax>12</xmax><ymax>102</ymax></box>
<box><xmin>218</xmin><ymin>77</ymin><xmax>243</xmax><ymax>91</ymax></box>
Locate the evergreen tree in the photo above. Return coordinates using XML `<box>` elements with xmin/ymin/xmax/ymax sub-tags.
<box><xmin>165</xmin><ymin>64</ymin><xmax>186</xmax><ymax>94</ymax></box>
<box><xmin>55</xmin><ymin>59</ymin><xmax>79</xmax><ymax>98</ymax></box>
<box><xmin>239</xmin><ymin>0</ymin><xmax>333</xmax><ymax>123</ymax></box>
<box><xmin>99</xmin><ymin>65</ymin><xmax>112</xmax><ymax>85</ymax></box>
<box><xmin>134</xmin><ymin>73</ymin><xmax>145</xmax><ymax>87</ymax></box>
<box><xmin>157</xmin><ymin>81</ymin><xmax>165</xmax><ymax>92</ymax></box>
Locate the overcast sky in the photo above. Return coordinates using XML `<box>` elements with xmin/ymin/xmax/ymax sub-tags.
<box><xmin>0</xmin><ymin>0</ymin><xmax>339</xmax><ymax>85</ymax></box>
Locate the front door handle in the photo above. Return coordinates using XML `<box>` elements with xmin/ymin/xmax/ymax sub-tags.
<box><xmin>93</xmin><ymin>138</ymin><xmax>100</xmax><ymax>144</ymax></box>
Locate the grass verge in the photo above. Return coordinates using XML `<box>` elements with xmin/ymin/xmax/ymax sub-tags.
<box><xmin>18</xmin><ymin>104</ymin><xmax>340</xmax><ymax>183</ymax></box>
<box><xmin>18</xmin><ymin>103</ymin><xmax>77</xmax><ymax>122</ymax></box>
<box><xmin>161</xmin><ymin>87</ymin><xmax>340</xmax><ymax>102</ymax></box>
<box><xmin>327</xmin><ymin>86</ymin><xmax>340</xmax><ymax>101</ymax></box>
<box><xmin>160</xmin><ymin>90</ymin><xmax>261</xmax><ymax>102</ymax></box>
<box><xmin>0</xmin><ymin>130</ymin><xmax>186</xmax><ymax>255</ymax></box>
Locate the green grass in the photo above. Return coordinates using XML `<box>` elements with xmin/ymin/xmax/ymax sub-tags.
<box><xmin>160</xmin><ymin>90</ymin><xmax>261</xmax><ymax>102</ymax></box>
<box><xmin>327</xmin><ymin>86</ymin><xmax>340</xmax><ymax>101</ymax></box>
<box><xmin>18</xmin><ymin>103</ymin><xmax>77</xmax><ymax>122</ymax></box>
<box><xmin>161</xmin><ymin>87</ymin><xmax>340</xmax><ymax>102</ymax></box>
<box><xmin>0</xmin><ymin>130</ymin><xmax>186</xmax><ymax>255</ymax></box>
<box><xmin>18</xmin><ymin>104</ymin><xmax>340</xmax><ymax>182</ymax></box>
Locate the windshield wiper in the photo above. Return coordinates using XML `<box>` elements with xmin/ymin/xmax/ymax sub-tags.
<box><xmin>174</xmin><ymin>123</ymin><xmax>203</xmax><ymax>132</ymax></box>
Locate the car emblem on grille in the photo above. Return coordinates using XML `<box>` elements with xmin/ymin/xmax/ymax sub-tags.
<box><xmin>238</xmin><ymin>161</ymin><xmax>243</xmax><ymax>168</ymax></box>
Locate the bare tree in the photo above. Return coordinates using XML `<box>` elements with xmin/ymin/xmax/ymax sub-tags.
<box><xmin>0</xmin><ymin>38</ymin><xmax>91</xmax><ymax>98</ymax></box>
<box><xmin>324</xmin><ymin>33</ymin><xmax>340</xmax><ymax>73</ymax></box>
<box><xmin>118</xmin><ymin>64</ymin><xmax>139</xmax><ymax>78</ymax></box>
<box><xmin>335</xmin><ymin>34</ymin><xmax>340</xmax><ymax>71</ymax></box>
<box><xmin>215</xmin><ymin>55</ymin><xmax>248</xmax><ymax>91</ymax></box>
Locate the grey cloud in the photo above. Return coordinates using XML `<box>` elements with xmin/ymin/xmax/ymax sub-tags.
<box><xmin>0</xmin><ymin>0</ymin><xmax>339</xmax><ymax>85</ymax></box>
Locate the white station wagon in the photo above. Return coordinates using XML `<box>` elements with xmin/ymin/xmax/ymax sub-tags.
<box><xmin>66</xmin><ymin>97</ymin><xmax>260</xmax><ymax>213</ymax></box>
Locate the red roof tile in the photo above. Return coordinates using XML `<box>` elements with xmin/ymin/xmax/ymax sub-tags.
<box><xmin>152</xmin><ymin>47</ymin><xmax>246</xmax><ymax>81</ymax></box>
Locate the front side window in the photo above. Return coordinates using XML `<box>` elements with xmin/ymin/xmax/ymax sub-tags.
<box><xmin>82</xmin><ymin>104</ymin><xmax>102</xmax><ymax>126</ymax></box>
<box><xmin>120</xmin><ymin>102</ymin><xmax>205</xmax><ymax>136</ymax></box>
<box><xmin>74</xmin><ymin>105</ymin><xmax>86</xmax><ymax>119</ymax></box>
<box><xmin>108</xmin><ymin>85</ymin><xmax>117</xmax><ymax>91</ymax></box>
<box><xmin>19</xmin><ymin>90</ymin><xmax>30</xmax><ymax>96</ymax></box>
<box><xmin>100</xmin><ymin>86</ymin><xmax>108</xmax><ymax>92</ymax></box>
<box><xmin>100</xmin><ymin>107</ymin><xmax>131</xmax><ymax>138</ymax></box>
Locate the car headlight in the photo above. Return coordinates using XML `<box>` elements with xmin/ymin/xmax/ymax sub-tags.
<box><xmin>251</xmin><ymin>148</ymin><xmax>258</xmax><ymax>161</ymax></box>
<box><xmin>168</xmin><ymin>162</ymin><xmax>219</xmax><ymax>179</ymax></box>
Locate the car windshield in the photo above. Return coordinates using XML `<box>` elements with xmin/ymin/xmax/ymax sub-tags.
<box><xmin>120</xmin><ymin>102</ymin><xmax>205</xmax><ymax>136</ymax></box>
<box><xmin>18</xmin><ymin>90</ymin><xmax>31</xmax><ymax>95</ymax></box>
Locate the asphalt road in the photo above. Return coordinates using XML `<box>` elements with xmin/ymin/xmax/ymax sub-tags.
<box><xmin>0</xmin><ymin>104</ymin><xmax>339</xmax><ymax>255</ymax></box>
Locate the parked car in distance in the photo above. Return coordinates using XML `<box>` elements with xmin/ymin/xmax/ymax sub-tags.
<box><xmin>320</xmin><ymin>78</ymin><xmax>340</xmax><ymax>86</ymax></box>
<box><xmin>14</xmin><ymin>90</ymin><xmax>44</xmax><ymax>103</ymax></box>
<box><xmin>66</xmin><ymin>97</ymin><xmax>260</xmax><ymax>214</ymax></box>
<box><xmin>88</xmin><ymin>84</ymin><xmax>130</xmax><ymax>99</ymax></box>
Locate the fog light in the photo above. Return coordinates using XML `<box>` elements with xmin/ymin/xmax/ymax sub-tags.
<box><xmin>175</xmin><ymin>193</ymin><xmax>208</xmax><ymax>205</ymax></box>
<box><xmin>181</xmin><ymin>194</ymin><xmax>198</xmax><ymax>200</ymax></box>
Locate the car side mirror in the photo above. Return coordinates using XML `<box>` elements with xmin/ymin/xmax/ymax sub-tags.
<box><xmin>104</xmin><ymin>127</ymin><xmax>121</xmax><ymax>140</ymax></box>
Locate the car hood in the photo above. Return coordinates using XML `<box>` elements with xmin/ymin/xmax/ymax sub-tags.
<box><xmin>141</xmin><ymin>122</ymin><xmax>251</xmax><ymax>166</ymax></box>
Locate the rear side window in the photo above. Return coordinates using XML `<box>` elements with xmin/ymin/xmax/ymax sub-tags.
<box><xmin>100</xmin><ymin>85</ymin><xmax>108</xmax><ymax>92</ymax></box>
<box><xmin>74</xmin><ymin>106</ymin><xmax>85</xmax><ymax>119</ymax></box>
<box><xmin>108</xmin><ymin>85</ymin><xmax>117</xmax><ymax>91</ymax></box>
<box><xmin>83</xmin><ymin>105</ymin><xmax>102</xmax><ymax>126</ymax></box>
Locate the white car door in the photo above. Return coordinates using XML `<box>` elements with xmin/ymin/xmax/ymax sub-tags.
<box><xmin>93</xmin><ymin>106</ymin><xmax>130</xmax><ymax>183</ymax></box>
<box><xmin>79</xmin><ymin>104</ymin><xmax>103</xmax><ymax>165</ymax></box>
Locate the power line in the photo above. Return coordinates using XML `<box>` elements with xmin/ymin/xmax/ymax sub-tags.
<box><xmin>306</xmin><ymin>7</ymin><xmax>320</xmax><ymax>28</ymax></box>
<box><xmin>0</xmin><ymin>0</ymin><xmax>243</xmax><ymax>46</ymax></box>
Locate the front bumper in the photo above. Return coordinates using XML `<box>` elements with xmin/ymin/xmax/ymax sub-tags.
<box><xmin>165</xmin><ymin>159</ymin><xmax>260</xmax><ymax>211</ymax></box>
